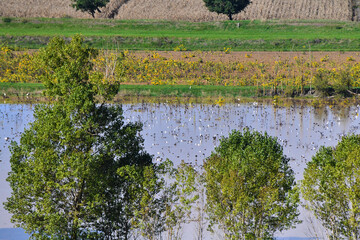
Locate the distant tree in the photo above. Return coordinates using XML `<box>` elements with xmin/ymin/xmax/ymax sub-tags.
<box><xmin>202</xmin><ymin>0</ymin><xmax>251</xmax><ymax>20</ymax></box>
<box><xmin>204</xmin><ymin>129</ymin><xmax>300</xmax><ymax>239</ymax></box>
<box><xmin>71</xmin><ymin>0</ymin><xmax>110</xmax><ymax>18</ymax></box>
<box><xmin>302</xmin><ymin>134</ymin><xmax>360</xmax><ymax>239</ymax></box>
<box><xmin>4</xmin><ymin>35</ymin><xmax>159</xmax><ymax>239</ymax></box>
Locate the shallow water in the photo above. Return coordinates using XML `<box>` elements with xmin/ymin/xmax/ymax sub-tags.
<box><xmin>1</xmin><ymin>102</ymin><xmax>360</xmax><ymax>239</ymax></box>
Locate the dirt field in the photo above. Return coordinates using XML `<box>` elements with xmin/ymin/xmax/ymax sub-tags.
<box><xmin>131</xmin><ymin>51</ymin><xmax>360</xmax><ymax>64</ymax></box>
<box><xmin>0</xmin><ymin>0</ymin><xmax>355</xmax><ymax>21</ymax></box>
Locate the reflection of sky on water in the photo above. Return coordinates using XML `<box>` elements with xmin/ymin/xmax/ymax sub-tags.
<box><xmin>1</xmin><ymin>103</ymin><xmax>360</xmax><ymax>239</ymax></box>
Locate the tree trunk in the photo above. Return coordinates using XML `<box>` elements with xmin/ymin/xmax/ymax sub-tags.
<box><xmin>70</xmin><ymin>224</ymin><xmax>79</xmax><ymax>237</ymax></box>
<box><xmin>351</xmin><ymin>0</ymin><xmax>358</xmax><ymax>21</ymax></box>
<box><xmin>228</xmin><ymin>14</ymin><xmax>233</xmax><ymax>21</ymax></box>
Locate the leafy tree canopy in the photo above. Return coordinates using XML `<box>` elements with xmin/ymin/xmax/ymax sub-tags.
<box><xmin>204</xmin><ymin>129</ymin><xmax>300</xmax><ymax>239</ymax></box>
<box><xmin>71</xmin><ymin>0</ymin><xmax>110</xmax><ymax>18</ymax></box>
<box><xmin>302</xmin><ymin>134</ymin><xmax>360</xmax><ymax>239</ymax></box>
<box><xmin>4</xmin><ymin>35</ymin><xmax>157</xmax><ymax>239</ymax></box>
<box><xmin>203</xmin><ymin>0</ymin><xmax>251</xmax><ymax>20</ymax></box>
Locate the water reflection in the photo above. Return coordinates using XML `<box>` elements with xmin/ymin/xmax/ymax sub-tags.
<box><xmin>1</xmin><ymin>102</ymin><xmax>360</xmax><ymax>238</ymax></box>
<box><xmin>0</xmin><ymin>105</ymin><xmax>34</xmax><ymax>229</ymax></box>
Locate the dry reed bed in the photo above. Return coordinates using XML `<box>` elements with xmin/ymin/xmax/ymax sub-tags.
<box><xmin>0</xmin><ymin>0</ymin><xmax>354</xmax><ymax>21</ymax></box>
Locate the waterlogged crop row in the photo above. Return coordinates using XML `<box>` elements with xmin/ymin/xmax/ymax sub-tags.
<box><xmin>2</xmin><ymin>46</ymin><xmax>360</xmax><ymax>96</ymax></box>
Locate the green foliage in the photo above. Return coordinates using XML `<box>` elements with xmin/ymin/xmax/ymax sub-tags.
<box><xmin>165</xmin><ymin>161</ymin><xmax>201</xmax><ymax>240</ymax></box>
<box><xmin>302</xmin><ymin>134</ymin><xmax>360</xmax><ymax>239</ymax></box>
<box><xmin>117</xmin><ymin>159</ymin><xmax>171</xmax><ymax>240</ymax></box>
<box><xmin>38</xmin><ymin>36</ymin><xmax>117</xmax><ymax>100</ymax></box>
<box><xmin>332</xmin><ymin>68</ymin><xmax>353</xmax><ymax>96</ymax></box>
<box><xmin>204</xmin><ymin>129</ymin><xmax>300</xmax><ymax>239</ymax></box>
<box><xmin>71</xmin><ymin>0</ymin><xmax>110</xmax><ymax>18</ymax></box>
<box><xmin>313</xmin><ymin>68</ymin><xmax>333</xmax><ymax>97</ymax></box>
<box><xmin>202</xmin><ymin>0</ymin><xmax>251</xmax><ymax>20</ymax></box>
<box><xmin>2</xmin><ymin>17</ymin><xmax>12</xmax><ymax>23</ymax></box>
<box><xmin>4</xmin><ymin>35</ymin><xmax>156</xmax><ymax>239</ymax></box>
<box><xmin>313</xmin><ymin>67</ymin><xmax>354</xmax><ymax>97</ymax></box>
<box><xmin>3</xmin><ymin>18</ymin><xmax>360</xmax><ymax>51</ymax></box>
<box><xmin>118</xmin><ymin>159</ymin><xmax>203</xmax><ymax>240</ymax></box>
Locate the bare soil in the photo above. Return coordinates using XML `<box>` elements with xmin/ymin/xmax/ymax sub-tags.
<box><xmin>131</xmin><ymin>51</ymin><xmax>360</xmax><ymax>64</ymax></box>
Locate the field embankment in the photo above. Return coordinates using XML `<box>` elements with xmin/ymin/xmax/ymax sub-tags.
<box><xmin>2</xmin><ymin>19</ymin><xmax>360</xmax><ymax>51</ymax></box>
<box><xmin>0</xmin><ymin>83</ymin><xmax>261</xmax><ymax>104</ymax></box>
<box><xmin>0</xmin><ymin>0</ymin><xmax>356</xmax><ymax>21</ymax></box>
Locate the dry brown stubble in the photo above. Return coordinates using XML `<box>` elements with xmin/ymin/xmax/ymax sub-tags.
<box><xmin>0</xmin><ymin>0</ymin><xmax>354</xmax><ymax>21</ymax></box>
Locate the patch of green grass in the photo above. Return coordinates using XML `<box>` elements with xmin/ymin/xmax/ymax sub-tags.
<box><xmin>2</xmin><ymin>18</ymin><xmax>360</xmax><ymax>40</ymax></box>
<box><xmin>2</xmin><ymin>18</ymin><xmax>360</xmax><ymax>51</ymax></box>
<box><xmin>0</xmin><ymin>83</ymin><xmax>45</xmax><ymax>101</ymax></box>
<box><xmin>0</xmin><ymin>82</ymin><xmax>45</xmax><ymax>92</ymax></box>
<box><xmin>0</xmin><ymin>83</ymin><xmax>259</xmax><ymax>99</ymax></box>
<box><xmin>3</xmin><ymin>83</ymin><xmax>359</xmax><ymax>104</ymax></box>
<box><xmin>2</xmin><ymin>35</ymin><xmax>360</xmax><ymax>51</ymax></box>
<box><xmin>119</xmin><ymin>85</ymin><xmax>257</xmax><ymax>98</ymax></box>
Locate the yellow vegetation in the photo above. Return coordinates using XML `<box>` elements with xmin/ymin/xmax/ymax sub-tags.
<box><xmin>2</xmin><ymin>47</ymin><xmax>360</xmax><ymax>96</ymax></box>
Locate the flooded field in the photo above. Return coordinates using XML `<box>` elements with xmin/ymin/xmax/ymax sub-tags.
<box><xmin>1</xmin><ymin>102</ymin><xmax>360</xmax><ymax>239</ymax></box>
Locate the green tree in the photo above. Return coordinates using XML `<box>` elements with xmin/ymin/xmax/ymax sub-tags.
<box><xmin>117</xmin><ymin>160</ymin><xmax>170</xmax><ymax>240</ymax></box>
<box><xmin>4</xmin><ymin>35</ymin><xmax>155</xmax><ymax>239</ymax></box>
<box><xmin>133</xmin><ymin>160</ymin><xmax>201</xmax><ymax>240</ymax></box>
<box><xmin>71</xmin><ymin>0</ymin><xmax>110</xmax><ymax>18</ymax></box>
<box><xmin>164</xmin><ymin>161</ymin><xmax>200</xmax><ymax>240</ymax></box>
<box><xmin>122</xmin><ymin>160</ymin><xmax>202</xmax><ymax>240</ymax></box>
<box><xmin>204</xmin><ymin>129</ymin><xmax>300</xmax><ymax>239</ymax></box>
<box><xmin>202</xmin><ymin>0</ymin><xmax>251</xmax><ymax>20</ymax></box>
<box><xmin>302</xmin><ymin>135</ymin><xmax>360</xmax><ymax>239</ymax></box>
<box><xmin>332</xmin><ymin>68</ymin><xmax>353</xmax><ymax>96</ymax></box>
<box><xmin>313</xmin><ymin>68</ymin><xmax>333</xmax><ymax>97</ymax></box>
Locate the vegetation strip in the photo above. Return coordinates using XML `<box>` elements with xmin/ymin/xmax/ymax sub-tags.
<box><xmin>2</xmin><ymin>45</ymin><xmax>360</xmax><ymax>99</ymax></box>
<box><xmin>4</xmin><ymin>33</ymin><xmax>360</xmax><ymax>239</ymax></box>
<box><xmin>2</xmin><ymin>18</ymin><xmax>360</xmax><ymax>50</ymax></box>
<box><xmin>0</xmin><ymin>83</ymin><xmax>258</xmax><ymax>99</ymax></box>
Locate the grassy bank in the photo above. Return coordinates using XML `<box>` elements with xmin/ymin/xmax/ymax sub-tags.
<box><xmin>117</xmin><ymin>84</ymin><xmax>258</xmax><ymax>98</ymax></box>
<box><xmin>3</xmin><ymin>83</ymin><xmax>360</xmax><ymax>110</ymax></box>
<box><xmin>2</xmin><ymin>18</ymin><xmax>360</xmax><ymax>51</ymax></box>
<box><xmin>0</xmin><ymin>82</ymin><xmax>44</xmax><ymax>95</ymax></box>
<box><xmin>0</xmin><ymin>83</ymin><xmax>259</xmax><ymax>99</ymax></box>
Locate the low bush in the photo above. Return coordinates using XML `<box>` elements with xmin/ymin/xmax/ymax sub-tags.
<box><xmin>2</xmin><ymin>17</ymin><xmax>12</xmax><ymax>23</ymax></box>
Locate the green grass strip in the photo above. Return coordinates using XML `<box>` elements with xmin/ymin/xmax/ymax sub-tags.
<box><xmin>2</xmin><ymin>18</ymin><xmax>360</xmax><ymax>51</ymax></box>
<box><xmin>119</xmin><ymin>85</ymin><xmax>257</xmax><ymax>98</ymax></box>
<box><xmin>0</xmin><ymin>83</ymin><xmax>258</xmax><ymax>98</ymax></box>
<box><xmin>0</xmin><ymin>82</ymin><xmax>45</xmax><ymax>92</ymax></box>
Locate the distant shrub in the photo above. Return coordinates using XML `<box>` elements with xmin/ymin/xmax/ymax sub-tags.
<box><xmin>320</xmin><ymin>55</ymin><xmax>329</xmax><ymax>62</ymax></box>
<box><xmin>71</xmin><ymin>0</ymin><xmax>110</xmax><ymax>18</ymax></box>
<box><xmin>283</xmin><ymin>87</ymin><xmax>297</xmax><ymax>98</ymax></box>
<box><xmin>313</xmin><ymin>69</ymin><xmax>333</xmax><ymax>97</ymax></box>
<box><xmin>332</xmin><ymin>68</ymin><xmax>352</xmax><ymax>96</ymax></box>
<box><xmin>61</xmin><ymin>15</ymin><xmax>72</xmax><ymax>19</ymax></box>
<box><xmin>347</xmin><ymin>56</ymin><xmax>355</xmax><ymax>62</ymax></box>
<box><xmin>2</xmin><ymin>17</ymin><xmax>12</xmax><ymax>23</ymax></box>
<box><xmin>223</xmin><ymin>47</ymin><xmax>231</xmax><ymax>54</ymax></box>
<box><xmin>173</xmin><ymin>44</ymin><xmax>187</xmax><ymax>51</ymax></box>
<box><xmin>203</xmin><ymin>0</ymin><xmax>251</xmax><ymax>20</ymax></box>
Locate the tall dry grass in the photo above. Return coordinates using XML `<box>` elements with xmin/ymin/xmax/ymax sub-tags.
<box><xmin>0</xmin><ymin>0</ymin><xmax>354</xmax><ymax>21</ymax></box>
<box><xmin>115</xmin><ymin>0</ymin><xmax>352</xmax><ymax>21</ymax></box>
<box><xmin>0</xmin><ymin>0</ymin><xmax>88</xmax><ymax>18</ymax></box>
<box><xmin>0</xmin><ymin>0</ymin><xmax>127</xmax><ymax>18</ymax></box>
